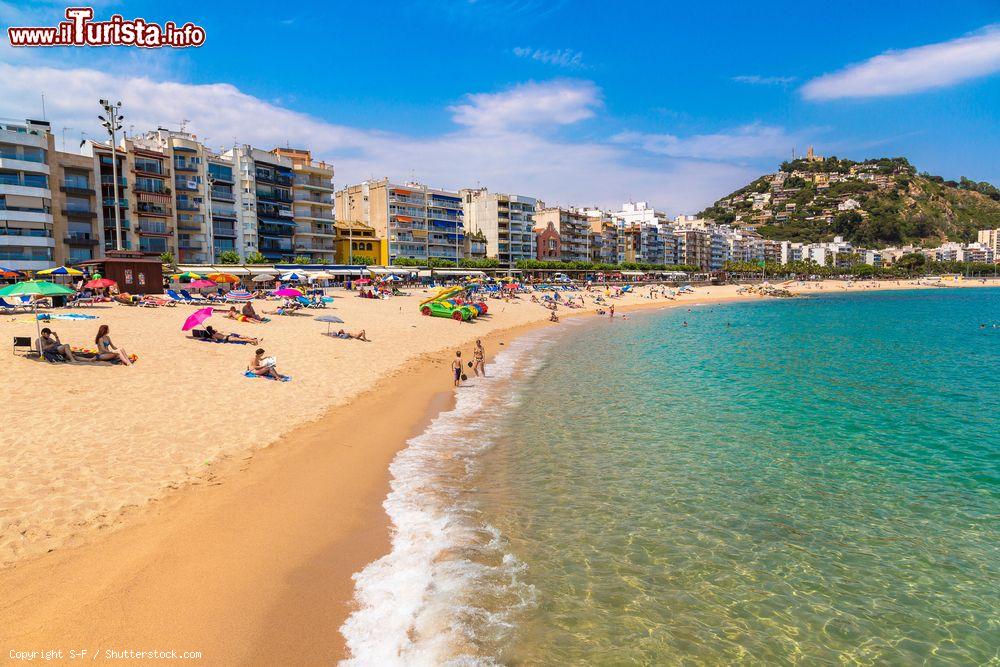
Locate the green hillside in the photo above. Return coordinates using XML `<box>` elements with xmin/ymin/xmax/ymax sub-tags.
<box><xmin>699</xmin><ymin>156</ymin><xmax>1000</xmax><ymax>248</ymax></box>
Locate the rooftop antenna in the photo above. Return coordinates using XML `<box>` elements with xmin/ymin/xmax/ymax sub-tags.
<box><xmin>179</xmin><ymin>118</ymin><xmax>190</xmax><ymax>133</ymax></box>
<box><xmin>41</xmin><ymin>93</ymin><xmax>46</xmax><ymax>120</ymax></box>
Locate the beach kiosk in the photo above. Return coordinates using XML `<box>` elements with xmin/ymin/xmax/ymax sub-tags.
<box><xmin>76</xmin><ymin>253</ymin><xmax>164</xmax><ymax>295</ymax></box>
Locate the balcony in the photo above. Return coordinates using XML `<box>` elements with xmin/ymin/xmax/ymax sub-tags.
<box><xmin>65</xmin><ymin>232</ymin><xmax>99</xmax><ymax>246</ymax></box>
<box><xmin>174</xmin><ymin>160</ymin><xmax>199</xmax><ymax>172</ymax></box>
<box><xmin>178</xmin><ymin>240</ymin><xmax>204</xmax><ymax>251</ymax></box>
<box><xmin>100</xmin><ymin>175</ymin><xmax>128</xmax><ymax>188</ymax></box>
<box><xmin>212</xmin><ymin>224</ymin><xmax>236</xmax><ymax>238</ymax></box>
<box><xmin>136</xmin><ymin>204</ymin><xmax>171</xmax><ymax>217</ymax></box>
<box><xmin>63</xmin><ymin>207</ymin><xmax>96</xmax><ymax>219</ymax></box>
<box><xmin>103</xmin><ymin>219</ymin><xmax>131</xmax><ymax>231</ymax></box>
<box><xmin>210</xmin><ymin>187</ymin><xmax>234</xmax><ymax>201</ymax></box>
<box><xmin>137</xmin><ymin>223</ymin><xmax>172</xmax><ymax>236</ymax></box>
<box><xmin>176</xmin><ymin>201</ymin><xmax>201</xmax><ymax>211</ymax></box>
<box><xmin>174</xmin><ymin>179</ymin><xmax>199</xmax><ymax>192</ymax></box>
<box><xmin>60</xmin><ymin>181</ymin><xmax>95</xmax><ymax>195</ymax></box>
<box><xmin>133</xmin><ymin>162</ymin><xmax>167</xmax><ymax>177</ymax></box>
<box><xmin>133</xmin><ymin>182</ymin><xmax>168</xmax><ymax>195</ymax></box>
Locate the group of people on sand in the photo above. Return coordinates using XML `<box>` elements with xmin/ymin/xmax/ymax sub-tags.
<box><xmin>39</xmin><ymin>325</ymin><xmax>133</xmax><ymax>366</ymax></box>
<box><xmin>451</xmin><ymin>339</ymin><xmax>486</xmax><ymax>387</ymax></box>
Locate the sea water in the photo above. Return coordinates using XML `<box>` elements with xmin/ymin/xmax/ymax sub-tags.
<box><xmin>341</xmin><ymin>288</ymin><xmax>1000</xmax><ymax>665</ymax></box>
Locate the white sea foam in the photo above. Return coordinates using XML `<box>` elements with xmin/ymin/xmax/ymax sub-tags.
<box><xmin>340</xmin><ymin>332</ymin><xmax>553</xmax><ymax>666</ymax></box>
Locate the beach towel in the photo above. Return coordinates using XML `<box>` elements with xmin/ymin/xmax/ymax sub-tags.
<box><xmin>243</xmin><ymin>370</ymin><xmax>291</xmax><ymax>382</ymax></box>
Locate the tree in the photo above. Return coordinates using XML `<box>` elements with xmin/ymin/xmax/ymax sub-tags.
<box><xmin>245</xmin><ymin>251</ymin><xmax>268</xmax><ymax>265</ymax></box>
<box><xmin>159</xmin><ymin>251</ymin><xmax>175</xmax><ymax>267</ymax></box>
<box><xmin>896</xmin><ymin>252</ymin><xmax>926</xmax><ymax>274</ymax></box>
<box><xmin>217</xmin><ymin>250</ymin><xmax>240</xmax><ymax>265</ymax></box>
<box><xmin>293</xmin><ymin>255</ymin><xmax>311</xmax><ymax>264</ymax></box>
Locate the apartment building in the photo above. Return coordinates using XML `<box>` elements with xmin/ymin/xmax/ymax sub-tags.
<box><xmin>461</xmin><ymin>188</ymin><xmax>536</xmax><ymax>265</ymax></box>
<box><xmin>80</xmin><ymin>140</ymin><xmax>129</xmax><ymax>254</ymax></box>
<box><xmin>273</xmin><ymin>148</ymin><xmax>336</xmax><ymax>264</ymax></box>
<box><xmin>207</xmin><ymin>154</ymin><xmax>239</xmax><ymax>260</ymax></box>
<box><xmin>124</xmin><ymin>139</ymin><xmax>175</xmax><ymax>260</ymax></box>
<box><xmin>51</xmin><ymin>150</ymin><xmax>99</xmax><ymax>265</ymax></box>
<box><xmin>336</xmin><ymin>179</ymin><xmax>465</xmax><ymax>263</ymax></box>
<box><xmin>0</xmin><ymin>118</ymin><xmax>56</xmax><ymax>270</ymax></box>
<box><xmin>612</xmin><ymin>201</ymin><xmax>670</xmax><ymax>229</ymax></box>
<box><xmin>226</xmin><ymin>146</ymin><xmax>295</xmax><ymax>262</ymax></box>
<box><xmin>534</xmin><ymin>207</ymin><xmax>589</xmax><ymax>262</ymax></box>
<box><xmin>674</xmin><ymin>228</ymin><xmax>711</xmax><ymax>271</ymax></box>
<box><xmin>977</xmin><ymin>229</ymin><xmax>1000</xmax><ymax>259</ymax></box>
<box><xmin>587</xmin><ymin>216</ymin><xmax>619</xmax><ymax>264</ymax></box>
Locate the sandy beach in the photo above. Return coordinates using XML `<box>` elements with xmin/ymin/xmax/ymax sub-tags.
<box><xmin>0</xmin><ymin>278</ymin><xmax>995</xmax><ymax>662</ymax></box>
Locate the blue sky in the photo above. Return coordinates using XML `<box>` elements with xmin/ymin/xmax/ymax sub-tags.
<box><xmin>1</xmin><ymin>0</ymin><xmax>998</xmax><ymax>214</ymax></box>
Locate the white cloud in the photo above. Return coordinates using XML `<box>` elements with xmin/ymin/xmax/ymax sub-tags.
<box><xmin>732</xmin><ymin>75</ymin><xmax>797</xmax><ymax>85</ymax></box>
<box><xmin>612</xmin><ymin>124</ymin><xmax>807</xmax><ymax>160</ymax></box>
<box><xmin>448</xmin><ymin>79</ymin><xmax>600</xmax><ymax>131</ymax></box>
<box><xmin>0</xmin><ymin>62</ymin><xmax>757</xmax><ymax>214</ymax></box>
<box><xmin>513</xmin><ymin>46</ymin><xmax>585</xmax><ymax>70</ymax></box>
<box><xmin>802</xmin><ymin>24</ymin><xmax>1000</xmax><ymax>100</ymax></box>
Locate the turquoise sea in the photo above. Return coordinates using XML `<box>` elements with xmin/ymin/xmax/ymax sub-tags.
<box><xmin>342</xmin><ymin>288</ymin><xmax>1000</xmax><ymax>665</ymax></box>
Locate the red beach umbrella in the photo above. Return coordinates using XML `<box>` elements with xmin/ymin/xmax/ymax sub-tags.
<box><xmin>84</xmin><ymin>278</ymin><xmax>117</xmax><ymax>289</ymax></box>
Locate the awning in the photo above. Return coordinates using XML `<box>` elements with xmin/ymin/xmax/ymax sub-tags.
<box><xmin>432</xmin><ymin>269</ymin><xmax>486</xmax><ymax>277</ymax></box>
<box><xmin>367</xmin><ymin>266</ymin><xmax>415</xmax><ymax>275</ymax></box>
<box><xmin>621</xmin><ymin>271</ymin><xmax>645</xmax><ymax>276</ymax></box>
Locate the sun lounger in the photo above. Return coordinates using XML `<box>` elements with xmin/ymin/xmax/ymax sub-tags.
<box><xmin>166</xmin><ymin>290</ymin><xmax>193</xmax><ymax>304</ymax></box>
<box><xmin>0</xmin><ymin>297</ymin><xmax>33</xmax><ymax>313</ymax></box>
<box><xmin>180</xmin><ymin>290</ymin><xmax>207</xmax><ymax>302</ymax></box>
<box><xmin>13</xmin><ymin>336</ymin><xmax>39</xmax><ymax>357</ymax></box>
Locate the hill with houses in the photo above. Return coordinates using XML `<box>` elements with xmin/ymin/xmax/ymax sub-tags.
<box><xmin>699</xmin><ymin>148</ymin><xmax>1000</xmax><ymax>249</ymax></box>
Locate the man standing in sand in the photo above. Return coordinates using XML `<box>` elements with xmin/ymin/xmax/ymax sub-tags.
<box><xmin>452</xmin><ymin>351</ymin><xmax>463</xmax><ymax>387</ymax></box>
<box><xmin>609</xmin><ymin>304</ymin><xmax>615</xmax><ymax>318</ymax></box>
<box><xmin>473</xmin><ymin>339</ymin><xmax>486</xmax><ymax>378</ymax></box>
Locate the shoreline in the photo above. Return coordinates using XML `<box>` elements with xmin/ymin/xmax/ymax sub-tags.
<box><xmin>1</xmin><ymin>280</ymin><xmax>996</xmax><ymax>662</ymax></box>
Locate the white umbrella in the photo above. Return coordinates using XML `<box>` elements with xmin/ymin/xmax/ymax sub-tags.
<box><xmin>309</xmin><ymin>271</ymin><xmax>335</xmax><ymax>281</ymax></box>
<box><xmin>252</xmin><ymin>274</ymin><xmax>275</xmax><ymax>282</ymax></box>
<box><xmin>280</xmin><ymin>271</ymin><xmax>307</xmax><ymax>282</ymax></box>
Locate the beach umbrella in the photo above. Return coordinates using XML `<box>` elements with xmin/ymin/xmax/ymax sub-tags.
<box><xmin>37</xmin><ymin>265</ymin><xmax>84</xmax><ymax>277</ymax></box>
<box><xmin>504</xmin><ymin>283</ymin><xmax>519</xmax><ymax>290</ymax></box>
<box><xmin>279</xmin><ymin>271</ymin><xmax>307</xmax><ymax>282</ymax></box>
<box><xmin>0</xmin><ymin>265</ymin><xmax>23</xmax><ymax>275</ymax></box>
<box><xmin>355</xmin><ymin>278</ymin><xmax>371</xmax><ymax>285</ymax></box>
<box><xmin>0</xmin><ymin>280</ymin><xmax>76</xmax><ymax>297</ymax></box>
<box><xmin>224</xmin><ymin>289</ymin><xmax>254</xmax><ymax>302</ymax></box>
<box><xmin>207</xmin><ymin>272</ymin><xmax>240</xmax><ymax>284</ymax></box>
<box><xmin>171</xmin><ymin>271</ymin><xmax>202</xmax><ymax>281</ymax></box>
<box><xmin>84</xmin><ymin>278</ymin><xmax>117</xmax><ymax>289</ymax></box>
<box><xmin>187</xmin><ymin>279</ymin><xmax>217</xmax><ymax>289</ymax></box>
<box><xmin>273</xmin><ymin>288</ymin><xmax>303</xmax><ymax>298</ymax></box>
<box><xmin>0</xmin><ymin>280</ymin><xmax>77</xmax><ymax>340</ymax></box>
<box><xmin>181</xmin><ymin>306</ymin><xmax>214</xmax><ymax>332</ymax></box>
<box><xmin>251</xmin><ymin>274</ymin><xmax>275</xmax><ymax>282</ymax></box>
<box><xmin>315</xmin><ymin>314</ymin><xmax>345</xmax><ymax>335</ymax></box>
<box><xmin>308</xmin><ymin>271</ymin><xmax>335</xmax><ymax>281</ymax></box>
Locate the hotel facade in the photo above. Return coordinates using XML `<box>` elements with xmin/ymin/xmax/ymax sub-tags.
<box><xmin>461</xmin><ymin>188</ymin><xmax>536</xmax><ymax>265</ymax></box>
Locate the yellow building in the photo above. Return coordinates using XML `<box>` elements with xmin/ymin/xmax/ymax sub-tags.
<box><xmin>332</xmin><ymin>220</ymin><xmax>386</xmax><ymax>265</ymax></box>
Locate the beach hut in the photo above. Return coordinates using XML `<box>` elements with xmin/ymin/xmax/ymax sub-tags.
<box><xmin>76</xmin><ymin>256</ymin><xmax>164</xmax><ymax>295</ymax></box>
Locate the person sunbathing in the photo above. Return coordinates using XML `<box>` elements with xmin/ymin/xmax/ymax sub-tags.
<box><xmin>335</xmin><ymin>329</ymin><xmax>370</xmax><ymax>341</ymax></box>
<box><xmin>39</xmin><ymin>327</ymin><xmax>87</xmax><ymax>363</ymax></box>
<box><xmin>249</xmin><ymin>348</ymin><xmax>288</xmax><ymax>380</ymax></box>
<box><xmin>226</xmin><ymin>306</ymin><xmax>263</xmax><ymax>323</ymax></box>
<box><xmin>94</xmin><ymin>324</ymin><xmax>133</xmax><ymax>365</ymax></box>
<box><xmin>241</xmin><ymin>302</ymin><xmax>262</xmax><ymax>320</ymax></box>
<box><xmin>204</xmin><ymin>325</ymin><xmax>259</xmax><ymax>345</ymax></box>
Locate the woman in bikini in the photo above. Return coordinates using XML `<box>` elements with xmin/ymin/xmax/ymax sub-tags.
<box><xmin>472</xmin><ymin>339</ymin><xmax>486</xmax><ymax>377</ymax></box>
<box><xmin>94</xmin><ymin>324</ymin><xmax>133</xmax><ymax>365</ymax></box>
<box><xmin>204</xmin><ymin>325</ymin><xmax>259</xmax><ymax>345</ymax></box>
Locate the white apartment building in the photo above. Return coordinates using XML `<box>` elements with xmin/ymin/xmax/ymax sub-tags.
<box><xmin>462</xmin><ymin>188</ymin><xmax>536</xmax><ymax>265</ymax></box>
<box><xmin>957</xmin><ymin>242</ymin><xmax>994</xmax><ymax>263</ymax></box>
<box><xmin>613</xmin><ymin>201</ymin><xmax>670</xmax><ymax>229</ymax></box>
<box><xmin>0</xmin><ymin>118</ymin><xmax>55</xmax><ymax>270</ymax></box>
<box><xmin>780</xmin><ymin>241</ymin><xmax>803</xmax><ymax>264</ymax></box>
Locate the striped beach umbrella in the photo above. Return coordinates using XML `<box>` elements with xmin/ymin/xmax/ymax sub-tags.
<box><xmin>38</xmin><ymin>265</ymin><xmax>84</xmax><ymax>276</ymax></box>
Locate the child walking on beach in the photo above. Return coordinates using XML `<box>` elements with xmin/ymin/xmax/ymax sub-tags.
<box><xmin>452</xmin><ymin>351</ymin><xmax>463</xmax><ymax>387</ymax></box>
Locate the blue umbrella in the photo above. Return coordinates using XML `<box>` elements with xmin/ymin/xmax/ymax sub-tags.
<box><xmin>279</xmin><ymin>271</ymin><xmax>307</xmax><ymax>282</ymax></box>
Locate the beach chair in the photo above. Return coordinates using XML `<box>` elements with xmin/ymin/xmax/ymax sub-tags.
<box><xmin>166</xmin><ymin>290</ymin><xmax>192</xmax><ymax>304</ymax></box>
<box><xmin>13</xmin><ymin>336</ymin><xmax>39</xmax><ymax>358</ymax></box>
<box><xmin>0</xmin><ymin>297</ymin><xmax>32</xmax><ymax>313</ymax></box>
<box><xmin>180</xmin><ymin>289</ymin><xmax>207</xmax><ymax>303</ymax></box>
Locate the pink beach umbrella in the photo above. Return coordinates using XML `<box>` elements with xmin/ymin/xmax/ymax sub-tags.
<box><xmin>187</xmin><ymin>279</ymin><xmax>217</xmax><ymax>289</ymax></box>
<box><xmin>273</xmin><ymin>288</ymin><xmax>303</xmax><ymax>298</ymax></box>
<box><xmin>182</xmin><ymin>306</ymin><xmax>214</xmax><ymax>331</ymax></box>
